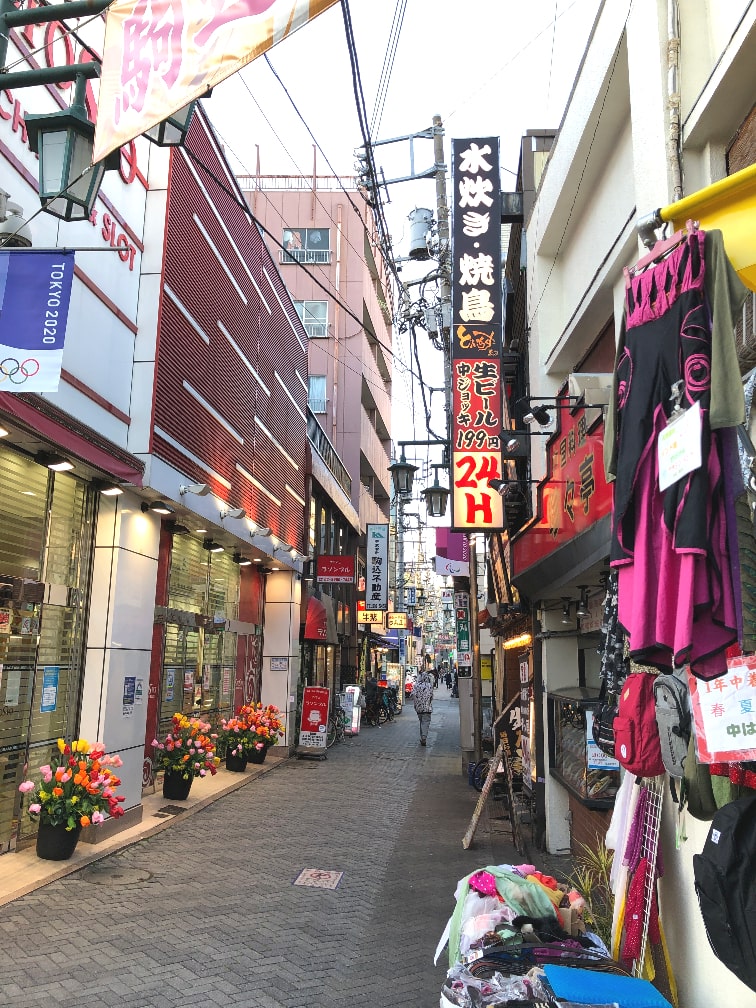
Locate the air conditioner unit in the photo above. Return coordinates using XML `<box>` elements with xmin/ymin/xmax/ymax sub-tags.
<box><xmin>568</xmin><ymin>372</ymin><xmax>612</xmax><ymax>407</ymax></box>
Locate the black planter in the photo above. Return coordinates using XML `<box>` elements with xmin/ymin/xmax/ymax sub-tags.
<box><xmin>36</xmin><ymin>821</ymin><xmax>82</xmax><ymax>861</ymax></box>
<box><xmin>225</xmin><ymin>749</ymin><xmax>248</xmax><ymax>773</ymax></box>
<box><xmin>247</xmin><ymin>746</ymin><xmax>268</xmax><ymax>765</ymax></box>
<box><xmin>162</xmin><ymin>770</ymin><xmax>193</xmax><ymax>800</ymax></box>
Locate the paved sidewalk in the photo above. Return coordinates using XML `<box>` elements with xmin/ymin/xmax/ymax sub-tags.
<box><xmin>0</xmin><ymin>695</ymin><xmax>562</xmax><ymax>1008</ymax></box>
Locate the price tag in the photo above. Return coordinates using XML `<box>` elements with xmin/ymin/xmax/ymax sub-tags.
<box><xmin>657</xmin><ymin>400</ymin><xmax>701</xmax><ymax>492</ymax></box>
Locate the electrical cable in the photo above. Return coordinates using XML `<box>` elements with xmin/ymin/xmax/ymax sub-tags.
<box><xmin>370</xmin><ymin>0</ymin><xmax>407</xmax><ymax>139</ymax></box>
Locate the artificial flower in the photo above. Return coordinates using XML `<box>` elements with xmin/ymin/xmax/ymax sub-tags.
<box><xmin>152</xmin><ymin>714</ymin><xmax>219</xmax><ymax>780</ymax></box>
<box><xmin>18</xmin><ymin>739</ymin><xmax>126</xmax><ymax>831</ymax></box>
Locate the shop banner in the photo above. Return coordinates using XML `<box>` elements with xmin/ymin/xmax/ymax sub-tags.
<box><xmin>366</xmin><ymin>523</ymin><xmax>388</xmax><ymax>610</ymax></box>
<box><xmin>450</xmin><ymin>136</ymin><xmax>505</xmax><ymax>532</ymax></box>
<box><xmin>0</xmin><ymin>251</ymin><xmax>74</xmax><ymax>393</ymax></box>
<box><xmin>316</xmin><ymin>554</ymin><xmax>355</xmax><ymax>583</ymax></box>
<box><xmin>298</xmin><ymin>685</ymin><xmax>330</xmax><ymax>750</ymax></box>
<box><xmin>455</xmin><ymin>591</ymin><xmax>471</xmax><ymax>675</ymax></box>
<box><xmin>689</xmin><ymin>657</ymin><xmax>756</xmax><ymax>762</ymax></box>
<box><xmin>95</xmin><ymin>0</ymin><xmax>339</xmax><ymax>162</ymax></box>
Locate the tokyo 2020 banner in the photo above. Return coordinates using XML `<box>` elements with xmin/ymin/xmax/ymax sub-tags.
<box><xmin>0</xmin><ymin>251</ymin><xmax>74</xmax><ymax>393</ymax></box>
<box><xmin>94</xmin><ymin>0</ymin><xmax>339</xmax><ymax>163</ymax></box>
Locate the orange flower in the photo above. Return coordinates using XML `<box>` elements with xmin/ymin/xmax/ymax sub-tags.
<box><xmin>80</xmin><ymin>815</ymin><xmax>91</xmax><ymax>827</ymax></box>
<box><xmin>52</xmin><ymin>786</ymin><xmax>64</xmax><ymax>797</ymax></box>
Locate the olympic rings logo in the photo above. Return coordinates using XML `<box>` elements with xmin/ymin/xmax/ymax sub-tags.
<box><xmin>0</xmin><ymin>358</ymin><xmax>40</xmax><ymax>384</ymax></box>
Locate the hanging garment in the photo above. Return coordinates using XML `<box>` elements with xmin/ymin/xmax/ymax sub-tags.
<box><xmin>609</xmin><ymin>229</ymin><xmax>747</xmax><ymax>679</ymax></box>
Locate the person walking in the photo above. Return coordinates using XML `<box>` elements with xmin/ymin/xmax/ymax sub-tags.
<box><xmin>413</xmin><ymin>668</ymin><xmax>434</xmax><ymax>746</ymax></box>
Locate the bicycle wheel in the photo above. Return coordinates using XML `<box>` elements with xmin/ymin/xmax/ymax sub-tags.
<box><xmin>335</xmin><ymin>717</ymin><xmax>346</xmax><ymax>743</ymax></box>
<box><xmin>378</xmin><ymin>705</ymin><xmax>389</xmax><ymax>725</ymax></box>
<box><xmin>325</xmin><ymin>715</ymin><xmax>337</xmax><ymax>748</ymax></box>
<box><xmin>472</xmin><ymin>759</ymin><xmax>490</xmax><ymax>791</ymax></box>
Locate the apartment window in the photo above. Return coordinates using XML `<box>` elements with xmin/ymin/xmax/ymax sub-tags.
<box><xmin>294</xmin><ymin>300</ymin><xmax>329</xmax><ymax>338</ymax></box>
<box><xmin>308</xmin><ymin>375</ymin><xmax>327</xmax><ymax>414</ymax></box>
<box><xmin>281</xmin><ymin>228</ymin><xmax>331</xmax><ymax>264</ymax></box>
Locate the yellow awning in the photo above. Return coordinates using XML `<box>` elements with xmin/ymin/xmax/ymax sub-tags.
<box><xmin>660</xmin><ymin>162</ymin><xmax>756</xmax><ymax>291</ymax></box>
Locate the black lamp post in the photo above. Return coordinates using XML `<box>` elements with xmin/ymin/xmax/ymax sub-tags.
<box><xmin>421</xmin><ymin>465</ymin><xmax>450</xmax><ymax>518</ymax></box>
<box><xmin>388</xmin><ymin>453</ymin><xmax>418</xmax><ymax>496</ymax></box>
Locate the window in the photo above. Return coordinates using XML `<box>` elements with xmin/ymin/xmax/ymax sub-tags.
<box><xmin>308</xmin><ymin>375</ymin><xmax>327</xmax><ymax>414</ymax></box>
<box><xmin>281</xmin><ymin>228</ymin><xmax>331</xmax><ymax>264</ymax></box>
<box><xmin>294</xmin><ymin>300</ymin><xmax>329</xmax><ymax>338</ymax></box>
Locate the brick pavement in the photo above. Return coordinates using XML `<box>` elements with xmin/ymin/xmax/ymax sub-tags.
<box><xmin>0</xmin><ymin>695</ymin><xmax>558</xmax><ymax>1008</ymax></box>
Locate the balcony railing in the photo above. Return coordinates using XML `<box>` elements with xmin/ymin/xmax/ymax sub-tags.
<box><xmin>303</xmin><ymin>322</ymin><xmax>328</xmax><ymax>338</ymax></box>
<box><xmin>308</xmin><ymin>410</ymin><xmax>352</xmax><ymax>497</ymax></box>
<box><xmin>280</xmin><ymin>249</ymin><xmax>332</xmax><ymax>265</ymax></box>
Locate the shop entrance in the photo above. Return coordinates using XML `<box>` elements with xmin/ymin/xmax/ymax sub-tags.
<box><xmin>0</xmin><ymin>451</ymin><xmax>93</xmax><ymax>852</ymax></box>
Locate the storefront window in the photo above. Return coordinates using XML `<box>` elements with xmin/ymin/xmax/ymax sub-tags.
<box><xmin>157</xmin><ymin>537</ymin><xmax>239</xmax><ymax>737</ymax></box>
<box><xmin>0</xmin><ymin>447</ymin><xmax>94</xmax><ymax>850</ymax></box>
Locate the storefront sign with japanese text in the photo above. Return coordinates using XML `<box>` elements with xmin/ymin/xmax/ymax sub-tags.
<box><xmin>455</xmin><ymin>591</ymin><xmax>471</xmax><ymax>675</ymax></box>
<box><xmin>388</xmin><ymin>612</ymin><xmax>408</xmax><ymax>629</ymax></box>
<box><xmin>512</xmin><ymin>405</ymin><xmax>612</xmax><ymax>575</ymax></box>
<box><xmin>298</xmin><ymin>685</ymin><xmax>330</xmax><ymax>751</ymax></box>
<box><xmin>450</xmin><ymin>137</ymin><xmax>504</xmax><ymax>532</ymax></box>
<box><xmin>316</xmin><ymin>555</ymin><xmax>355</xmax><ymax>583</ymax></box>
<box><xmin>366</xmin><ymin>524</ymin><xmax>389</xmax><ymax>610</ymax></box>
<box><xmin>689</xmin><ymin>657</ymin><xmax>756</xmax><ymax>762</ymax></box>
<box><xmin>357</xmin><ymin>600</ymin><xmax>384</xmax><ymax>625</ymax></box>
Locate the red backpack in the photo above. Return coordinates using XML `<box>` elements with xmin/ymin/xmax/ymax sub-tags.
<box><xmin>613</xmin><ymin>672</ymin><xmax>665</xmax><ymax>777</ymax></box>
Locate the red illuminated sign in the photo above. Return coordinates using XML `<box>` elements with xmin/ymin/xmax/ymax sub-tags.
<box><xmin>316</xmin><ymin>555</ymin><xmax>355</xmax><ymax>583</ymax></box>
<box><xmin>512</xmin><ymin>407</ymin><xmax>613</xmax><ymax>575</ymax></box>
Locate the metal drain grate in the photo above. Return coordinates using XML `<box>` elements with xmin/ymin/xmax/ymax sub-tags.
<box><xmin>155</xmin><ymin>805</ymin><xmax>188</xmax><ymax>816</ymax></box>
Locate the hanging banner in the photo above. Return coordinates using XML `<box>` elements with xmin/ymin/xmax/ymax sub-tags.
<box><xmin>0</xmin><ymin>251</ymin><xmax>74</xmax><ymax>393</ymax></box>
<box><xmin>366</xmin><ymin>523</ymin><xmax>388</xmax><ymax>611</ymax></box>
<box><xmin>450</xmin><ymin>137</ymin><xmax>505</xmax><ymax>532</ymax></box>
<box><xmin>94</xmin><ymin>0</ymin><xmax>339</xmax><ymax>162</ymax></box>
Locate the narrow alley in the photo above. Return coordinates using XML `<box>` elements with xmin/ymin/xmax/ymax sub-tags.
<box><xmin>0</xmin><ymin>696</ymin><xmax>546</xmax><ymax>1008</ymax></box>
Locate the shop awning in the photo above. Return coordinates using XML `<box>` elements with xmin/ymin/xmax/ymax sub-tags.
<box><xmin>304</xmin><ymin>594</ymin><xmax>338</xmax><ymax>644</ymax></box>
<box><xmin>0</xmin><ymin>392</ymin><xmax>144</xmax><ymax>485</ymax></box>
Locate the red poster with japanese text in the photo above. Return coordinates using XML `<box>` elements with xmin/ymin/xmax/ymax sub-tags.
<box><xmin>298</xmin><ymin>685</ymin><xmax>330</xmax><ymax>751</ymax></box>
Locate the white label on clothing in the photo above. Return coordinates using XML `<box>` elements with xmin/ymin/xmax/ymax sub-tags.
<box><xmin>657</xmin><ymin>400</ymin><xmax>702</xmax><ymax>492</ymax></box>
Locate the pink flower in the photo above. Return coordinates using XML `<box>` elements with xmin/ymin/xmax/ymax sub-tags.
<box><xmin>40</xmin><ymin>766</ymin><xmax>53</xmax><ymax>783</ymax></box>
<box><xmin>28</xmin><ymin>803</ymin><xmax>41</xmax><ymax>815</ymax></box>
<box><xmin>18</xmin><ymin>780</ymin><xmax>35</xmax><ymax>793</ymax></box>
<box><xmin>91</xmin><ymin>811</ymin><xmax>105</xmax><ymax>824</ymax></box>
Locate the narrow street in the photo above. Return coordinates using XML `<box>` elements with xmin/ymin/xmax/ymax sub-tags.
<box><xmin>0</xmin><ymin>695</ymin><xmax>558</xmax><ymax>1008</ymax></box>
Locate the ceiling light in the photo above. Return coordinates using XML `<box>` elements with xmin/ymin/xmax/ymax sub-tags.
<box><xmin>220</xmin><ymin>506</ymin><xmax>247</xmax><ymax>520</ymax></box>
<box><xmin>93</xmin><ymin>479</ymin><xmax>123</xmax><ymax>496</ymax></box>
<box><xmin>233</xmin><ymin>553</ymin><xmax>253</xmax><ymax>566</ymax></box>
<box><xmin>0</xmin><ymin>426</ymin><xmax>9</xmax><ymax>437</ymax></box>
<box><xmin>140</xmin><ymin>501</ymin><xmax>175</xmax><ymax>515</ymax></box>
<box><xmin>166</xmin><ymin>521</ymin><xmax>190</xmax><ymax>535</ymax></box>
<box><xmin>38</xmin><ymin>453</ymin><xmax>74</xmax><ymax>472</ymax></box>
<box><xmin>576</xmin><ymin>586</ymin><xmax>589</xmax><ymax>619</ymax></box>
<box><xmin>179</xmin><ymin>482</ymin><xmax>211</xmax><ymax>496</ymax></box>
<box><xmin>561</xmin><ymin>599</ymin><xmax>572</xmax><ymax>625</ymax></box>
<box><xmin>203</xmin><ymin>539</ymin><xmax>224</xmax><ymax>553</ymax></box>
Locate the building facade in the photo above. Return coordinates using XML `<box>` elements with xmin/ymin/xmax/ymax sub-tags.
<box><xmin>506</xmin><ymin>4</ymin><xmax>756</xmax><ymax>1006</ymax></box>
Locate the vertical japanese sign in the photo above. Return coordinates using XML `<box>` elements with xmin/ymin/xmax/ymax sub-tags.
<box><xmin>366</xmin><ymin>523</ymin><xmax>389</xmax><ymax>611</ymax></box>
<box><xmin>0</xmin><ymin>251</ymin><xmax>74</xmax><ymax>393</ymax></box>
<box><xmin>455</xmin><ymin>591</ymin><xmax>471</xmax><ymax>676</ymax></box>
<box><xmin>450</xmin><ymin>138</ymin><xmax>505</xmax><ymax>532</ymax></box>
<box><xmin>95</xmin><ymin>0</ymin><xmax>339</xmax><ymax>162</ymax></box>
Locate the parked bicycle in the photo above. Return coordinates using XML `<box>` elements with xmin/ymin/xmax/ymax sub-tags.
<box><xmin>326</xmin><ymin>703</ymin><xmax>349</xmax><ymax>748</ymax></box>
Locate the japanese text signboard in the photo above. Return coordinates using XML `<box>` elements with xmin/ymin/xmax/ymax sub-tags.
<box><xmin>455</xmin><ymin>591</ymin><xmax>472</xmax><ymax>676</ymax></box>
<box><xmin>689</xmin><ymin>656</ymin><xmax>756</xmax><ymax>762</ymax></box>
<box><xmin>450</xmin><ymin>137</ymin><xmax>505</xmax><ymax>532</ymax></box>
<box><xmin>511</xmin><ymin>406</ymin><xmax>612</xmax><ymax>575</ymax></box>
<box><xmin>357</xmin><ymin>600</ymin><xmax>384</xmax><ymax>626</ymax></box>
<box><xmin>366</xmin><ymin>524</ymin><xmax>389</xmax><ymax>611</ymax></box>
<box><xmin>298</xmin><ymin>685</ymin><xmax>330</xmax><ymax>751</ymax></box>
<box><xmin>316</xmin><ymin>555</ymin><xmax>355</xmax><ymax>584</ymax></box>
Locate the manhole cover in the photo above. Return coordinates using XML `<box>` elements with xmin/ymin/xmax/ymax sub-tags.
<box><xmin>80</xmin><ymin>864</ymin><xmax>153</xmax><ymax>885</ymax></box>
<box><xmin>293</xmin><ymin>868</ymin><xmax>343</xmax><ymax>889</ymax></box>
<box><xmin>156</xmin><ymin>805</ymin><xmax>188</xmax><ymax>816</ymax></box>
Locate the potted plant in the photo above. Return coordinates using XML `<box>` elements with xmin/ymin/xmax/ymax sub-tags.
<box><xmin>18</xmin><ymin>738</ymin><xmax>126</xmax><ymax>861</ymax></box>
<box><xmin>236</xmin><ymin>702</ymin><xmax>285</xmax><ymax>764</ymax></box>
<box><xmin>218</xmin><ymin>713</ymin><xmax>255</xmax><ymax>772</ymax></box>
<box><xmin>152</xmin><ymin>713</ymin><xmax>220</xmax><ymax>800</ymax></box>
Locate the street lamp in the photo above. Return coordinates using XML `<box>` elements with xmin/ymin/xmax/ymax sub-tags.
<box><xmin>24</xmin><ymin>74</ymin><xmax>120</xmax><ymax>221</ymax></box>
<box><xmin>388</xmin><ymin>452</ymin><xmax>418</xmax><ymax>496</ymax></box>
<box><xmin>145</xmin><ymin>101</ymin><xmax>198</xmax><ymax>147</ymax></box>
<box><xmin>421</xmin><ymin>463</ymin><xmax>450</xmax><ymax>518</ymax></box>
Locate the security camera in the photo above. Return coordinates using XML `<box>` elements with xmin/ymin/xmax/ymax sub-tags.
<box><xmin>0</xmin><ymin>205</ymin><xmax>32</xmax><ymax>248</ymax></box>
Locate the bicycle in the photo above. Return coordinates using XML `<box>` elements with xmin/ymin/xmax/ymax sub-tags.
<box><xmin>326</xmin><ymin>704</ymin><xmax>348</xmax><ymax>748</ymax></box>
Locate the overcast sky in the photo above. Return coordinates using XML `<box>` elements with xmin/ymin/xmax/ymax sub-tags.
<box><xmin>206</xmin><ymin>0</ymin><xmax>602</xmax><ymax>486</ymax></box>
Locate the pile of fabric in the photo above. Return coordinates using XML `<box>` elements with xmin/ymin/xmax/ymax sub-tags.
<box><xmin>435</xmin><ymin>863</ymin><xmax>675</xmax><ymax>1008</ymax></box>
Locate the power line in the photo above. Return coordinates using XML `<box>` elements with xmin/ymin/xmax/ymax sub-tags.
<box><xmin>370</xmin><ymin>0</ymin><xmax>407</xmax><ymax>138</ymax></box>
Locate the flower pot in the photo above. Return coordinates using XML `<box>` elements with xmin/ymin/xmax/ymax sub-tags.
<box><xmin>36</xmin><ymin>821</ymin><xmax>82</xmax><ymax>861</ymax></box>
<box><xmin>247</xmin><ymin>746</ymin><xmax>268</xmax><ymax>765</ymax></box>
<box><xmin>225</xmin><ymin>749</ymin><xmax>248</xmax><ymax>773</ymax></box>
<box><xmin>162</xmin><ymin>770</ymin><xmax>193</xmax><ymax>800</ymax></box>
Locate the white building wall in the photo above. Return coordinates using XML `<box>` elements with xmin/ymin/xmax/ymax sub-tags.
<box><xmin>526</xmin><ymin>2</ymin><xmax>756</xmax><ymax>1004</ymax></box>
